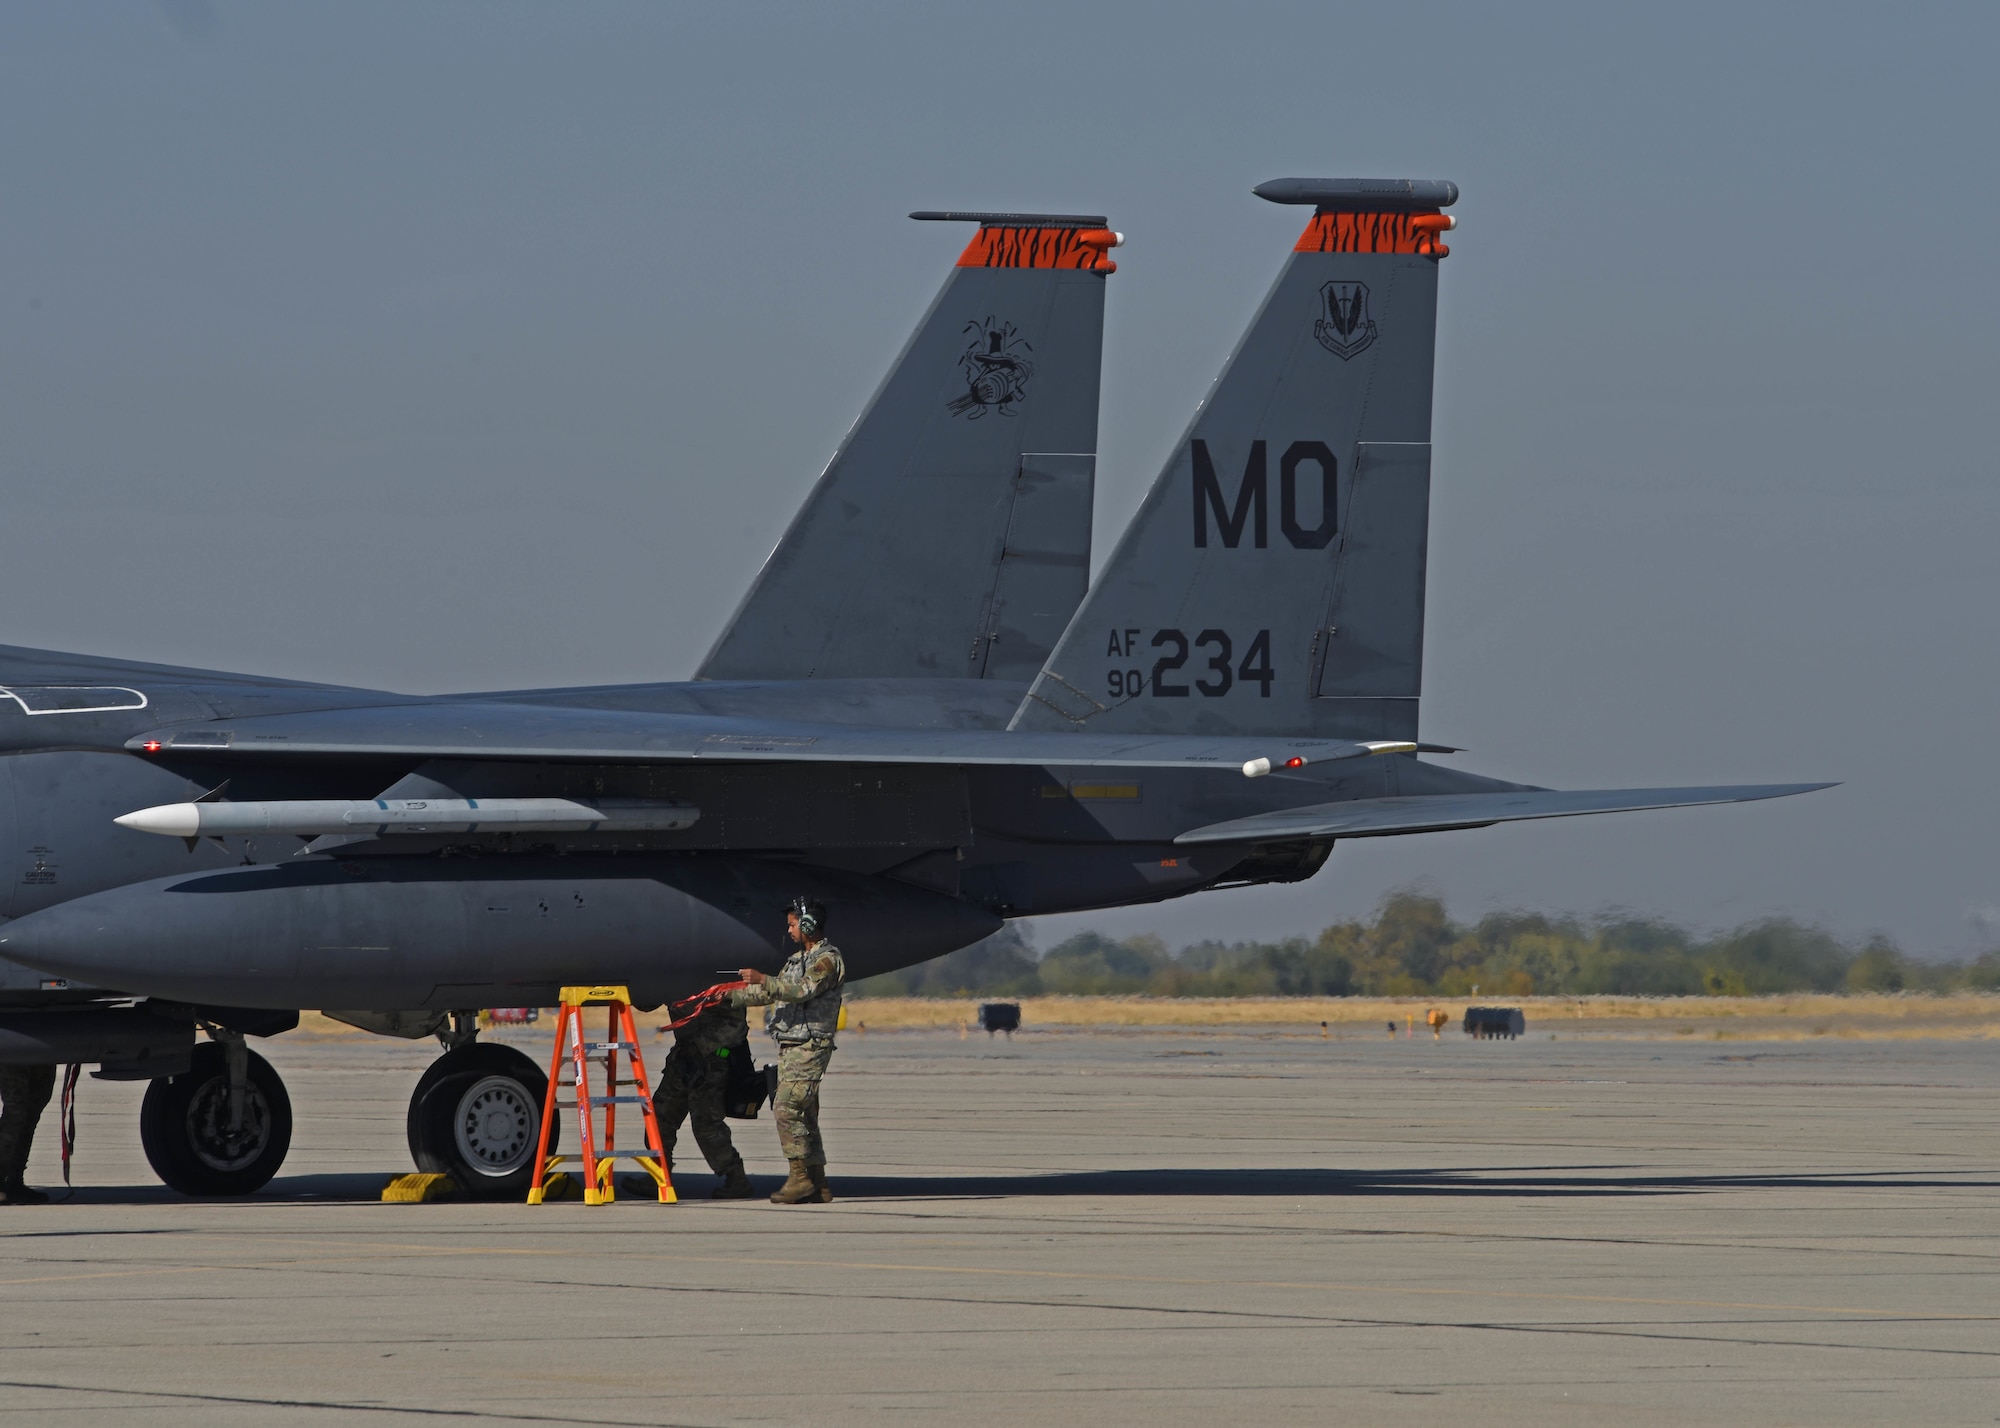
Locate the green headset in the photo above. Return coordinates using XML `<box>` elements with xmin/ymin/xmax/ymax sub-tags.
<box><xmin>788</xmin><ymin>896</ymin><xmax>827</xmax><ymax>940</ymax></box>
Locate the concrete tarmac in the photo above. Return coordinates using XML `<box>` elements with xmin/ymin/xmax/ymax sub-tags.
<box><xmin>2</xmin><ymin>1021</ymin><xmax>1995</xmax><ymax>1425</ymax></box>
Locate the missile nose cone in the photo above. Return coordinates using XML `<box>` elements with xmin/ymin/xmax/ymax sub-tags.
<box><xmin>115</xmin><ymin>803</ymin><xmax>201</xmax><ymax>837</ymax></box>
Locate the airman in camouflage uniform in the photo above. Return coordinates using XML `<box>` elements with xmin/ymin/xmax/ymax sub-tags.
<box><xmin>0</xmin><ymin>1063</ymin><xmax>56</xmax><ymax>1206</ymax></box>
<box><xmin>731</xmin><ymin>897</ymin><xmax>843</xmax><ymax>1204</ymax></box>
<box><xmin>652</xmin><ymin>1001</ymin><xmax>753</xmax><ymax>1199</ymax></box>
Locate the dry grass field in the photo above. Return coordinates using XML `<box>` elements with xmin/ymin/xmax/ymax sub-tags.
<box><xmin>840</xmin><ymin>993</ymin><xmax>2000</xmax><ymax>1041</ymax></box>
<box><xmin>295</xmin><ymin>995</ymin><xmax>2000</xmax><ymax>1042</ymax></box>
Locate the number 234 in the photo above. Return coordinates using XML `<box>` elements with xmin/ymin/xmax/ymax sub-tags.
<box><xmin>1107</xmin><ymin>628</ymin><xmax>1273</xmax><ymax>700</ymax></box>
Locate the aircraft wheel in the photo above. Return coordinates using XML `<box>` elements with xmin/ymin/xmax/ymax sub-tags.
<box><xmin>139</xmin><ymin>1042</ymin><xmax>293</xmax><ymax>1196</ymax></box>
<box><xmin>407</xmin><ymin>1043</ymin><xmax>554</xmax><ymax>1200</ymax></box>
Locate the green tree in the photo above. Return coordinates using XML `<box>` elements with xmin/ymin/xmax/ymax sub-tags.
<box><xmin>1844</xmin><ymin>935</ymin><xmax>1908</xmax><ymax>992</ymax></box>
<box><xmin>847</xmin><ymin>892</ymin><xmax>1972</xmax><ymax>1001</ymax></box>
<box><xmin>1038</xmin><ymin>931</ymin><xmax>1171</xmax><ymax>994</ymax></box>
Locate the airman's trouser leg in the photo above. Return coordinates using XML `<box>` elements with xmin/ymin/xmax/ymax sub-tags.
<box><xmin>688</xmin><ymin>1097</ymin><xmax>743</xmax><ymax>1179</ymax></box>
<box><xmin>652</xmin><ymin>1051</ymin><xmax>744</xmax><ymax>1179</ymax></box>
<box><xmin>772</xmin><ymin>1041</ymin><xmax>833</xmax><ymax>1167</ymax></box>
<box><xmin>652</xmin><ymin>1056</ymin><xmax>691</xmax><ymax>1170</ymax></box>
<box><xmin>0</xmin><ymin>1063</ymin><xmax>58</xmax><ymax>1190</ymax></box>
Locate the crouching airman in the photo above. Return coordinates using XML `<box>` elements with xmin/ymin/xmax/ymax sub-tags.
<box><xmin>652</xmin><ymin>999</ymin><xmax>755</xmax><ymax>1199</ymax></box>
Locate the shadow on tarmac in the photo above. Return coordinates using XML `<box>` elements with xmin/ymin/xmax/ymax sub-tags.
<box><xmin>33</xmin><ymin>1165</ymin><xmax>1999</xmax><ymax>1207</ymax></box>
<box><xmin>823</xmin><ymin>1167</ymin><xmax>2000</xmax><ymax>1200</ymax></box>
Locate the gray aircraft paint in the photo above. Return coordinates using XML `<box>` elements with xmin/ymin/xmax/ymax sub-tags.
<box><xmin>1013</xmin><ymin>187</ymin><xmax>1446</xmax><ymax>743</ymax></box>
<box><xmin>1176</xmin><ymin>783</ymin><xmax>1830</xmax><ymax>844</ymax></box>
<box><xmin>3</xmin><ymin>857</ymin><xmax>998</xmax><ymax>1010</ymax></box>
<box><xmin>108</xmin><ymin>699</ymin><xmax>1389</xmax><ymax>770</ymax></box>
<box><xmin>0</xmin><ymin>183</ymin><xmax>1827</xmax><ymax>1045</ymax></box>
<box><xmin>699</xmin><ymin>216</ymin><xmax>1108</xmax><ymax>683</ymax></box>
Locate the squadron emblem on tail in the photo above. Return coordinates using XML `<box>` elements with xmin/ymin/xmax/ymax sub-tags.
<box><xmin>1314</xmin><ymin>280</ymin><xmax>1377</xmax><ymax>359</ymax></box>
<box><xmin>948</xmin><ymin>316</ymin><xmax>1034</xmax><ymax>417</ymax></box>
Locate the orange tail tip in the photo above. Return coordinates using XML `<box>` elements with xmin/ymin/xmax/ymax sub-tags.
<box><xmin>955</xmin><ymin>225</ymin><xmax>1121</xmax><ymax>270</ymax></box>
<box><xmin>908</xmin><ymin>210</ymin><xmax>1120</xmax><ymax>271</ymax></box>
<box><xmin>1410</xmin><ymin>212</ymin><xmax>1455</xmax><ymax>257</ymax></box>
<box><xmin>1294</xmin><ymin>209</ymin><xmax>1454</xmax><ymax>256</ymax></box>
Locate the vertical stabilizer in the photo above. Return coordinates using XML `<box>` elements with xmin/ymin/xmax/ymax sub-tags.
<box><xmin>1011</xmin><ymin>179</ymin><xmax>1455</xmax><ymax>741</ymax></box>
<box><xmin>698</xmin><ymin>213</ymin><xmax>1116</xmax><ymax>683</ymax></box>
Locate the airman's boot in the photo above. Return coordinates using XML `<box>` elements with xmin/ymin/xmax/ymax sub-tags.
<box><xmin>0</xmin><ymin>1178</ymin><xmax>49</xmax><ymax>1206</ymax></box>
<box><xmin>769</xmin><ymin>1160</ymin><xmax>817</xmax><ymax>1204</ymax></box>
<box><xmin>807</xmin><ymin>1164</ymin><xmax>833</xmax><ymax>1203</ymax></box>
<box><xmin>712</xmin><ymin>1164</ymin><xmax>753</xmax><ymax>1199</ymax></box>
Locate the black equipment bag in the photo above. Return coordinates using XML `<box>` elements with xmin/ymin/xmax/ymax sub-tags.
<box><xmin>720</xmin><ymin>1043</ymin><xmax>769</xmax><ymax>1120</ymax></box>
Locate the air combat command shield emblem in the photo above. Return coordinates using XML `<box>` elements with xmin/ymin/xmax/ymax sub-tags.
<box><xmin>1314</xmin><ymin>280</ymin><xmax>1377</xmax><ymax>360</ymax></box>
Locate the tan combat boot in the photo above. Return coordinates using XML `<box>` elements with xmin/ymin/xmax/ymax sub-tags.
<box><xmin>768</xmin><ymin>1161</ymin><xmax>817</xmax><ymax>1204</ymax></box>
<box><xmin>807</xmin><ymin>1164</ymin><xmax>833</xmax><ymax>1203</ymax></box>
<box><xmin>712</xmin><ymin>1165</ymin><xmax>753</xmax><ymax>1200</ymax></box>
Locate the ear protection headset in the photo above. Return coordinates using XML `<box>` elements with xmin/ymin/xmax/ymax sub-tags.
<box><xmin>788</xmin><ymin>896</ymin><xmax>827</xmax><ymax>940</ymax></box>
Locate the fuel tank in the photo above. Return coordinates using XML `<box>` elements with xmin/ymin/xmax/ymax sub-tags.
<box><xmin>0</xmin><ymin>855</ymin><xmax>999</xmax><ymax>1010</ymax></box>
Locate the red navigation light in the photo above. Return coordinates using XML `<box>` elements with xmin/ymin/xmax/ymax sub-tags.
<box><xmin>142</xmin><ymin>740</ymin><xmax>162</xmax><ymax>753</ymax></box>
<box><xmin>1284</xmin><ymin>756</ymin><xmax>1305</xmax><ymax>769</ymax></box>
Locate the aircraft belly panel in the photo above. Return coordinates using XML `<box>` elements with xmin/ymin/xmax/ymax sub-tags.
<box><xmin>0</xmin><ymin>856</ymin><xmax>998</xmax><ymax>1010</ymax></box>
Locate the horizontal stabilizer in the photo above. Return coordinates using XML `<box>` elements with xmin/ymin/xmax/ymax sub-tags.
<box><xmin>127</xmin><ymin>704</ymin><xmax>1409</xmax><ymax>774</ymax></box>
<box><xmin>1174</xmin><ymin>783</ymin><xmax>1835</xmax><ymax>845</ymax></box>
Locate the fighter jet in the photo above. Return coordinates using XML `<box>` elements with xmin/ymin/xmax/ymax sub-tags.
<box><xmin>0</xmin><ymin>181</ymin><xmax>1827</xmax><ymax>1198</ymax></box>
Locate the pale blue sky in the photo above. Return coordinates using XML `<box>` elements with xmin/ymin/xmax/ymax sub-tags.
<box><xmin>3</xmin><ymin>2</ymin><xmax>1995</xmax><ymax>954</ymax></box>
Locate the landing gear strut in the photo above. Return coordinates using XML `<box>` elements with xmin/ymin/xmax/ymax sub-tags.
<box><xmin>406</xmin><ymin>1041</ymin><xmax>555</xmax><ymax>1200</ymax></box>
<box><xmin>139</xmin><ymin>1035</ymin><xmax>293</xmax><ymax>1195</ymax></box>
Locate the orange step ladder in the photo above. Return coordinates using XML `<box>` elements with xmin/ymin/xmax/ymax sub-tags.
<box><xmin>527</xmin><ymin>985</ymin><xmax>675</xmax><ymax>1205</ymax></box>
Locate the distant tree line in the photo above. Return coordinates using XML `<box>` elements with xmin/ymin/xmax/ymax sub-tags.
<box><xmin>850</xmin><ymin>893</ymin><xmax>2000</xmax><ymax>999</ymax></box>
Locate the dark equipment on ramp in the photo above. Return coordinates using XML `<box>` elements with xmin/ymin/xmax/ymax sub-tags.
<box><xmin>978</xmin><ymin>1003</ymin><xmax>1021</xmax><ymax>1035</ymax></box>
<box><xmin>721</xmin><ymin>1044</ymin><xmax>769</xmax><ymax>1121</ymax></box>
<box><xmin>1464</xmin><ymin>1007</ymin><xmax>1526</xmax><ymax>1040</ymax></box>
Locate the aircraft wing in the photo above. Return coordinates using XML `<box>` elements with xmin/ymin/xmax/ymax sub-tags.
<box><xmin>1173</xmin><ymin>783</ymin><xmax>1834</xmax><ymax>844</ymax></box>
<box><xmin>124</xmin><ymin>702</ymin><xmax>1403</xmax><ymax>773</ymax></box>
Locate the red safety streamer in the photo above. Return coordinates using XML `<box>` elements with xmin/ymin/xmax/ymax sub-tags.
<box><xmin>660</xmin><ymin>980</ymin><xmax>752</xmax><ymax>1032</ymax></box>
<box><xmin>58</xmin><ymin>1063</ymin><xmax>80</xmax><ymax>1186</ymax></box>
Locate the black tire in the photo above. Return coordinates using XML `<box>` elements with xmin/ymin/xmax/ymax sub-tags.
<box><xmin>406</xmin><ymin>1042</ymin><xmax>555</xmax><ymax>1200</ymax></box>
<box><xmin>139</xmin><ymin>1042</ymin><xmax>293</xmax><ymax>1196</ymax></box>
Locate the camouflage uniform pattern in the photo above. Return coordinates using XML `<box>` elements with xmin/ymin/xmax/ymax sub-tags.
<box><xmin>652</xmin><ymin>1002</ymin><xmax>748</xmax><ymax>1177</ymax></box>
<box><xmin>733</xmin><ymin>941</ymin><xmax>844</xmax><ymax>1168</ymax></box>
<box><xmin>0</xmin><ymin>1063</ymin><xmax>56</xmax><ymax>1185</ymax></box>
<box><xmin>766</xmin><ymin>1041</ymin><xmax>833</xmax><ymax>1165</ymax></box>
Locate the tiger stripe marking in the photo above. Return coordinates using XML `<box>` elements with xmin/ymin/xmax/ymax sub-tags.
<box><xmin>957</xmin><ymin>226</ymin><xmax>1113</xmax><ymax>270</ymax></box>
<box><xmin>1293</xmin><ymin>210</ymin><xmax>1441</xmax><ymax>255</ymax></box>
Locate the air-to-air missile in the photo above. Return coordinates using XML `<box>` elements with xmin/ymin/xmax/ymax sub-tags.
<box><xmin>114</xmin><ymin>797</ymin><xmax>700</xmax><ymax>839</ymax></box>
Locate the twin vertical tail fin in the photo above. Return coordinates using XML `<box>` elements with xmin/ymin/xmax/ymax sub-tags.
<box><xmin>698</xmin><ymin>212</ymin><xmax>1118</xmax><ymax>684</ymax></box>
<box><xmin>1011</xmin><ymin>178</ymin><xmax>1457</xmax><ymax>740</ymax></box>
